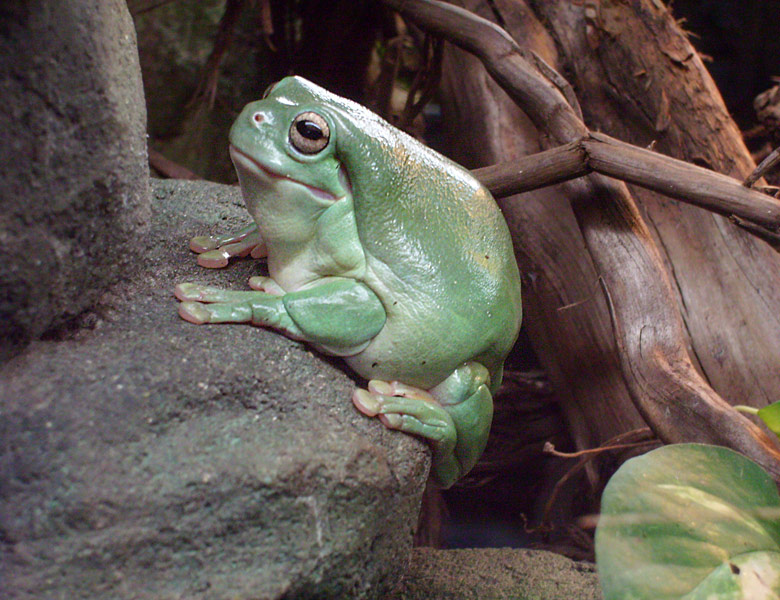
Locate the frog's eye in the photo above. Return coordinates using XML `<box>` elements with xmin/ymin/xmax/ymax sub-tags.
<box><xmin>290</xmin><ymin>112</ymin><xmax>330</xmax><ymax>155</ymax></box>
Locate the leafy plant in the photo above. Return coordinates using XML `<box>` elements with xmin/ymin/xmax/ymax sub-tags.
<box><xmin>595</xmin><ymin>443</ymin><xmax>780</xmax><ymax>599</ymax></box>
<box><xmin>735</xmin><ymin>401</ymin><xmax>780</xmax><ymax>438</ymax></box>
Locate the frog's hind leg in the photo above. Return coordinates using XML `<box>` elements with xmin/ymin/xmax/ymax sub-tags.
<box><xmin>352</xmin><ymin>362</ymin><xmax>493</xmax><ymax>488</ymax></box>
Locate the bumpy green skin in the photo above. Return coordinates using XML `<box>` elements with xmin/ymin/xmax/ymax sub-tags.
<box><xmin>175</xmin><ymin>76</ymin><xmax>522</xmax><ymax>487</ymax></box>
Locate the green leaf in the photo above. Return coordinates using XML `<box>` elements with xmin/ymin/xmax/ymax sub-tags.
<box><xmin>758</xmin><ymin>402</ymin><xmax>780</xmax><ymax>437</ymax></box>
<box><xmin>681</xmin><ymin>551</ymin><xmax>780</xmax><ymax>600</ymax></box>
<box><xmin>595</xmin><ymin>444</ymin><xmax>780</xmax><ymax>600</ymax></box>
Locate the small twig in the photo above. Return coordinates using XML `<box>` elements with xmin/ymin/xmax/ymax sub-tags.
<box><xmin>371</xmin><ymin>36</ymin><xmax>406</xmax><ymax>120</ymax></box>
<box><xmin>730</xmin><ymin>216</ymin><xmax>780</xmax><ymax>250</ymax></box>
<box><xmin>399</xmin><ymin>35</ymin><xmax>444</xmax><ymax>129</ymax></box>
<box><xmin>543</xmin><ymin>439</ymin><xmax>655</xmax><ymax>459</ymax></box>
<box><xmin>744</xmin><ymin>146</ymin><xmax>780</xmax><ymax>188</ymax></box>
<box><xmin>541</xmin><ymin>429</ymin><xmax>657</xmax><ymax>526</ymax></box>
<box><xmin>523</xmin><ymin>49</ymin><xmax>584</xmax><ymax>120</ymax></box>
<box><xmin>259</xmin><ymin>0</ymin><xmax>275</xmax><ymax>51</ymax></box>
<box><xmin>148</xmin><ymin>147</ymin><xmax>202</xmax><ymax>180</ymax></box>
<box><xmin>744</xmin><ymin>124</ymin><xmax>770</xmax><ymax>141</ymax></box>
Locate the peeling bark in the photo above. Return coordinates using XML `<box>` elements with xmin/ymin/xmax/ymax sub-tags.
<box><xmin>530</xmin><ymin>0</ymin><xmax>780</xmax><ymax>412</ymax></box>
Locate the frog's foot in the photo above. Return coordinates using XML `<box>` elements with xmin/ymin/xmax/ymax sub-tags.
<box><xmin>173</xmin><ymin>281</ymin><xmax>310</xmax><ymax>342</ymax></box>
<box><xmin>174</xmin><ymin>283</ymin><xmax>271</xmax><ymax>324</ymax></box>
<box><xmin>189</xmin><ymin>223</ymin><xmax>267</xmax><ymax>268</ymax></box>
<box><xmin>175</xmin><ymin>283</ymin><xmax>257</xmax><ymax>325</ymax></box>
<box><xmin>353</xmin><ymin>380</ymin><xmax>441</xmax><ymax>425</ymax></box>
<box><xmin>352</xmin><ymin>363</ymin><xmax>493</xmax><ymax>488</ymax></box>
<box><xmin>353</xmin><ymin>379</ymin><xmax>459</xmax><ymax>485</ymax></box>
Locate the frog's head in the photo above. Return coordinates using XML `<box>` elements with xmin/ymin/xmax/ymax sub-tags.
<box><xmin>229</xmin><ymin>75</ymin><xmax>396</xmax><ymax>251</ymax></box>
<box><xmin>229</xmin><ymin>77</ymin><xmax>361</xmax><ymax>225</ymax></box>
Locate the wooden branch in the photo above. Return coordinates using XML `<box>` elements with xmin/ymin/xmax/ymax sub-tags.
<box><xmin>730</xmin><ymin>216</ymin><xmax>780</xmax><ymax>250</ymax></box>
<box><xmin>474</xmin><ymin>134</ymin><xmax>780</xmax><ymax>230</ymax></box>
<box><xmin>148</xmin><ymin>147</ymin><xmax>202</xmax><ymax>180</ymax></box>
<box><xmin>383</xmin><ymin>0</ymin><xmax>780</xmax><ymax>478</ymax></box>
<box><xmin>473</xmin><ymin>141</ymin><xmax>589</xmax><ymax>197</ymax></box>
<box><xmin>582</xmin><ymin>134</ymin><xmax>780</xmax><ymax>229</ymax></box>
<box><xmin>745</xmin><ymin>146</ymin><xmax>780</xmax><ymax>188</ymax></box>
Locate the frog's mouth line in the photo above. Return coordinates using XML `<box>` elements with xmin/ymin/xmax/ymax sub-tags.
<box><xmin>229</xmin><ymin>145</ymin><xmax>337</xmax><ymax>202</ymax></box>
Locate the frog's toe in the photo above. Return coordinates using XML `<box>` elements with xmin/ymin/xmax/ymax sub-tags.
<box><xmin>352</xmin><ymin>389</ymin><xmax>382</xmax><ymax>416</ymax></box>
<box><xmin>353</xmin><ymin>381</ymin><xmax>437</xmax><ymax>417</ymax></box>
<box><xmin>367</xmin><ymin>380</ymin><xmax>436</xmax><ymax>402</ymax></box>
<box><xmin>174</xmin><ymin>282</ymin><xmax>205</xmax><ymax>302</ymax></box>
<box><xmin>196</xmin><ymin>249</ymin><xmax>231</xmax><ymax>269</ymax></box>
<box><xmin>175</xmin><ymin>284</ymin><xmax>274</xmax><ymax>304</ymax></box>
<box><xmin>189</xmin><ymin>234</ymin><xmax>220</xmax><ymax>253</ymax></box>
<box><xmin>175</xmin><ymin>282</ymin><xmax>232</xmax><ymax>302</ymax></box>
<box><xmin>352</xmin><ymin>385</ymin><xmax>454</xmax><ymax>442</ymax></box>
<box><xmin>178</xmin><ymin>301</ymin><xmax>211</xmax><ymax>324</ymax></box>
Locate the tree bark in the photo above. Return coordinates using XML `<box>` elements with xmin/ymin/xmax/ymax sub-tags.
<box><xmin>530</xmin><ymin>0</ymin><xmax>780</xmax><ymax>407</ymax></box>
<box><xmin>473</xmin><ymin>132</ymin><xmax>780</xmax><ymax>230</ymax></box>
<box><xmin>405</xmin><ymin>0</ymin><xmax>780</xmax><ymax>481</ymax></box>
<box><xmin>435</xmin><ymin>3</ymin><xmax>640</xmax><ymax>464</ymax></box>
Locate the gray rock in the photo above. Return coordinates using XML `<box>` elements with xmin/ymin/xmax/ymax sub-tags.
<box><xmin>392</xmin><ymin>548</ymin><xmax>601</xmax><ymax>600</ymax></box>
<box><xmin>0</xmin><ymin>179</ymin><xmax>430</xmax><ymax>599</ymax></box>
<box><xmin>0</xmin><ymin>0</ymin><xmax>150</xmax><ymax>360</ymax></box>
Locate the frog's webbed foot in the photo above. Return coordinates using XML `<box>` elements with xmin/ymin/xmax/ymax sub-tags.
<box><xmin>175</xmin><ymin>283</ymin><xmax>267</xmax><ymax>324</ymax></box>
<box><xmin>353</xmin><ymin>381</ymin><xmax>455</xmax><ymax>441</ymax></box>
<box><xmin>352</xmin><ymin>363</ymin><xmax>493</xmax><ymax>488</ymax></box>
<box><xmin>189</xmin><ymin>223</ymin><xmax>267</xmax><ymax>268</ymax></box>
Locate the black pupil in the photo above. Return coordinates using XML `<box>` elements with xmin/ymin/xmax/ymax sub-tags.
<box><xmin>296</xmin><ymin>120</ymin><xmax>323</xmax><ymax>140</ymax></box>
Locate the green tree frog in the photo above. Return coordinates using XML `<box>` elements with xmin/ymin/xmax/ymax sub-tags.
<box><xmin>175</xmin><ymin>76</ymin><xmax>522</xmax><ymax>488</ymax></box>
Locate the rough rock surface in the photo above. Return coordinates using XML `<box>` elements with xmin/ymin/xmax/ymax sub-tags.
<box><xmin>0</xmin><ymin>180</ymin><xmax>429</xmax><ymax>599</ymax></box>
<box><xmin>392</xmin><ymin>548</ymin><xmax>601</xmax><ymax>599</ymax></box>
<box><xmin>0</xmin><ymin>0</ymin><xmax>150</xmax><ymax>360</ymax></box>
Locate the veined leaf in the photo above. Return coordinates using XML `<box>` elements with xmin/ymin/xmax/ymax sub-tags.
<box><xmin>596</xmin><ymin>444</ymin><xmax>780</xmax><ymax>600</ymax></box>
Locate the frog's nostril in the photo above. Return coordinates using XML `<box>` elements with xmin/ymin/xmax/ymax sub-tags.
<box><xmin>253</xmin><ymin>112</ymin><xmax>264</xmax><ymax>124</ymax></box>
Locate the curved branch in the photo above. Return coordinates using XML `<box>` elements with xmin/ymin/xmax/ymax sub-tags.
<box><xmin>383</xmin><ymin>0</ymin><xmax>780</xmax><ymax>478</ymax></box>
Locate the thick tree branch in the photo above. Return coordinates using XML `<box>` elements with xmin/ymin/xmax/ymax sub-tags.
<box><xmin>382</xmin><ymin>0</ymin><xmax>780</xmax><ymax>478</ymax></box>
<box><xmin>474</xmin><ymin>133</ymin><xmax>780</xmax><ymax>230</ymax></box>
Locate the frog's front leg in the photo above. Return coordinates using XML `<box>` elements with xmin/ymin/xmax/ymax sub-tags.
<box><xmin>174</xmin><ymin>283</ymin><xmax>306</xmax><ymax>341</ymax></box>
<box><xmin>174</xmin><ymin>277</ymin><xmax>386</xmax><ymax>352</ymax></box>
<box><xmin>352</xmin><ymin>362</ymin><xmax>493</xmax><ymax>488</ymax></box>
<box><xmin>189</xmin><ymin>223</ymin><xmax>267</xmax><ymax>268</ymax></box>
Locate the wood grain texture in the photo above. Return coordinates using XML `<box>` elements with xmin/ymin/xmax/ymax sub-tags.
<box><xmin>474</xmin><ymin>132</ymin><xmax>780</xmax><ymax>228</ymax></box>
<box><xmin>529</xmin><ymin>0</ymin><xmax>780</xmax><ymax>412</ymax></box>
<box><xmin>436</xmin><ymin>0</ymin><xmax>642</xmax><ymax>465</ymax></box>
